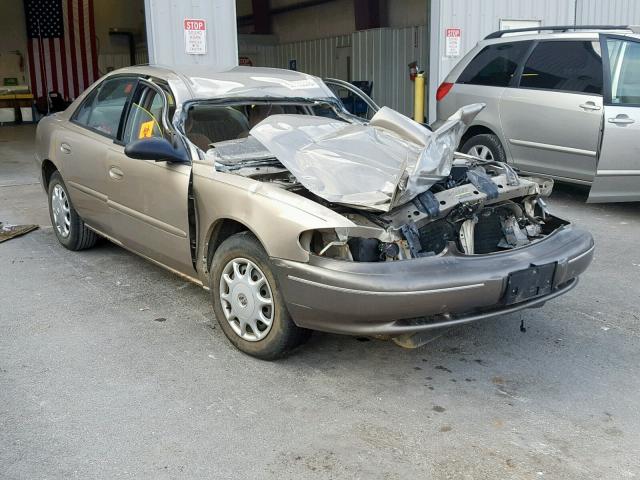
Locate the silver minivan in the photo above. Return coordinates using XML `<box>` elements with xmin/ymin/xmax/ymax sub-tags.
<box><xmin>436</xmin><ymin>25</ymin><xmax>640</xmax><ymax>202</ymax></box>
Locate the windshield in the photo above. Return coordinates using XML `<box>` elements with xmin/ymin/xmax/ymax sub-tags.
<box><xmin>182</xmin><ymin>98</ymin><xmax>355</xmax><ymax>151</ymax></box>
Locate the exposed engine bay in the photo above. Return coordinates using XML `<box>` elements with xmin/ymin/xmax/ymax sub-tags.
<box><xmin>204</xmin><ymin>103</ymin><xmax>565</xmax><ymax>262</ymax></box>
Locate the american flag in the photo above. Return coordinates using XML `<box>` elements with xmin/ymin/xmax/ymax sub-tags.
<box><xmin>24</xmin><ymin>0</ymin><xmax>98</xmax><ymax>100</ymax></box>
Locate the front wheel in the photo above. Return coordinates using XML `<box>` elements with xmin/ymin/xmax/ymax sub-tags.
<box><xmin>210</xmin><ymin>232</ymin><xmax>310</xmax><ymax>360</ymax></box>
<box><xmin>47</xmin><ymin>171</ymin><xmax>97</xmax><ymax>251</ymax></box>
<box><xmin>460</xmin><ymin>133</ymin><xmax>507</xmax><ymax>163</ymax></box>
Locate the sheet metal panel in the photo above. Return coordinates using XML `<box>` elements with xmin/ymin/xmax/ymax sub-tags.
<box><xmin>272</xmin><ymin>35</ymin><xmax>351</xmax><ymax>77</ymax></box>
<box><xmin>143</xmin><ymin>0</ymin><xmax>237</xmax><ymax>69</ymax></box>
<box><xmin>576</xmin><ymin>0</ymin><xmax>640</xmax><ymax>25</ymax></box>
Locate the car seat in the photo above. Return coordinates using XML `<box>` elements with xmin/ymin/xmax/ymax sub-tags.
<box><xmin>185</xmin><ymin>106</ymin><xmax>250</xmax><ymax>150</ymax></box>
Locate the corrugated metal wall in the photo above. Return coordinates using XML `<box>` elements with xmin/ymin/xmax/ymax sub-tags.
<box><xmin>240</xmin><ymin>27</ymin><xmax>426</xmax><ymax>116</ymax></box>
<box><xmin>575</xmin><ymin>0</ymin><xmax>640</xmax><ymax>24</ymax></box>
<box><xmin>351</xmin><ymin>26</ymin><xmax>428</xmax><ymax>116</ymax></box>
<box><xmin>273</xmin><ymin>35</ymin><xmax>352</xmax><ymax>77</ymax></box>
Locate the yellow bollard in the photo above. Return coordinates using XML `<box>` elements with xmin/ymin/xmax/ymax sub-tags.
<box><xmin>413</xmin><ymin>71</ymin><xmax>425</xmax><ymax>123</ymax></box>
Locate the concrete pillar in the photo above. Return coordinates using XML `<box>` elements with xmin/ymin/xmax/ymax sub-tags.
<box><xmin>144</xmin><ymin>0</ymin><xmax>238</xmax><ymax>69</ymax></box>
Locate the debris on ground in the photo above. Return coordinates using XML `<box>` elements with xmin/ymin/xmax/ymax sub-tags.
<box><xmin>0</xmin><ymin>222</ymin><xmax>38</xmax><ymax>243</ymax></box>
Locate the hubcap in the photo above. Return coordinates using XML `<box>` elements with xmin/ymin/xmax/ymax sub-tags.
<box><xmin>468</xmin><ymin>145</ymin><xmax>494</xmax><ymax>161</ymax></box>
<box><xmin>51</xmin><ymin>184</ymin><xmax>71</xmax><ymax>238</ymax></box>
<box><xmin>219</xmin><ymin>258</ymin><xmax>274</xmax><ymax>342</ymax></box>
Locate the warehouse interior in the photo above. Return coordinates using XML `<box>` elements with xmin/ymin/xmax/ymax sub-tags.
<box><xmin>2</xmin><ymin>0</ymin><xmax>640</xmax><ymax>124</ymax></box>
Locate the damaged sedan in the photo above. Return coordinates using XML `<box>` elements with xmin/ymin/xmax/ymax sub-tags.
<box><xmin>35</xmin><ymin>66</ymin><xmax>595</xmax><ymax>359</ymax></box>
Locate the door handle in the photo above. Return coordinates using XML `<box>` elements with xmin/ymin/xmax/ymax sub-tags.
<box><xmin>579</xmin><ymin>102</ymin><xmax>601</xmax><ymax>111</ymax></box>
<box><xmin>60</xmin><ymin>142</ymin><xmax>72</xmax><ymax>154</ymax></box>
<box><xmin>608</xmin><ymin>115</ymin><xmax>635</xmax><ymax>125</ymax></box>
<box><xmin>109</xmin><ymin>167</ymin><xmax>124</xmax><ymax>180</ymax></box>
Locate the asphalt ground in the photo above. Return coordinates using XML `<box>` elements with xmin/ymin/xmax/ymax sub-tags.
<box><xmin>1</xmin><ymin>124</ymin><xmax>638</xmax><ymax>479</ymax></box>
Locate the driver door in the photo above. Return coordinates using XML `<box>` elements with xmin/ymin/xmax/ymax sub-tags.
<box><xmin>105</xmin><ymin>80</ymin><xmax>195</xmax><ymax>276</ymax></box>
<box><xmin>589</xmin><ymin>35</ymin><xmax>640</xmax><ymax>202</ymax></box>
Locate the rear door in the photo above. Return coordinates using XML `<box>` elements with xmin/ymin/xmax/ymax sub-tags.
<box><xmin>443</xmin><ymin>41</ymin><xmax>532</xmax><ymax>146</ymax></box>
<box><xmin>60</xmin><ymin>76</ymin><xmax>137</xmax><ymax>233</ymax></box>
<box><xmin>589</xmin><ymin>35</ymin><xmax>640</xmax><ymax>202</ymax></box>
<box><xmin>105</xmin><ymin>80</ymin><xmax>195</xmax><ymax>275</ymax></box>
<box><xmin>500</xmin><ymin>40</ymin><xmax>604</xmax><ymax>182</ymax></box>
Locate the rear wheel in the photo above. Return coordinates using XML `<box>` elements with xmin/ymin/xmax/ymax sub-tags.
<box><xmin>47</xmin><ymin>171</ymin><xmax>97</xmax><ymax>251</ymax></box>
<box><xmin>210</xmin><ymin>232</ymin><xmax>310</xmax><ymax>359</ymax></box>
<box><xmin>461</xmin><ymin>133</ymin><xmax>506</xmax><ymax>163</ymax></box>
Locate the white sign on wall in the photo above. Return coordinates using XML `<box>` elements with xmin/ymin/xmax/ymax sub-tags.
<box><xmin>184</xmin><ymin>19</ymin><xmax>207</xmax><ymax>55</ymax></box>
<box><xmin>499</xmin><ymin>19</ymin><xmax>542</xmax><ymax>33</ymax></box>
<box><xmin>445</xmin><ymin>28</ymin><xmax>461</xmax><ymax>57</ymax></box>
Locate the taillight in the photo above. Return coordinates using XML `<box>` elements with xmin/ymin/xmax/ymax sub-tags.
<box><xmin>436</xmin><ymin>82</ymin><xmax>454</xmax><ymax>101</ymax></box>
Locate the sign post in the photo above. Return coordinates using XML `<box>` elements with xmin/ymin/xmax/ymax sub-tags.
<box><xmin>445</xmin><ymin>28</ymin><xmax>461</xmax><ymax>57</ymax></box>
<box><xmin>184</xmin><ymin>19</ymin><xmax>207</xmax><ymax>55</ymax></box>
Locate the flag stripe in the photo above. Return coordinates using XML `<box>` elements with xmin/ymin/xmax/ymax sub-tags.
<box><xmin>48</xmin><ymin>38</ymin><xmax>58</xmax><ymax>93</ymax></box>
<box><xmin>25</xmin><ymin>0</ymin><xmax>98</xmax><ymax>100</ymax></box>
<box><xmin>26</xmin><ymin>40</ymin><xmax>38</xmax><ymax>99</ymax></box>
<box><xmin>66</xmin><ymin>0</ymin><xmax>80</xmax><ymax>98</ymax></box>
<box><xmin>87</xmin><ymin>0</ymin><xmax>98</xmax><ymax>79</ymax></box>
<box><xmin>77</xmin><ymin>0</ymin><xmax>89</xmax><ymax>92</ymax></box>
<box><xmin>58</xmin><ymin>37</ymin><xmax>69</xmax><ymax>99</ymax></box>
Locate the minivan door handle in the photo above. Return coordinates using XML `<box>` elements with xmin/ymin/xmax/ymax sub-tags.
<box><xmin>60</xmin><ymin>142</ymin><xmax>72</xmax><ymax>154</ymax></box>
<box><xmin>109</xmin><ymin>167</ymin><xmax>124</xmax><ymax>180</ymax></box>
<box><xmin>608</xmin><ymin>115</ymin><xmax>635</xmax><ymax>125</ymax></box>
<box><xmin>579</xmin><ymin>101</ymin><xmax>601</xmax><ymax>111</ymax></box>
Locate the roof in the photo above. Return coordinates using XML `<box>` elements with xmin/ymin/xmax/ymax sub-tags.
<box><xmin>480</xmin><ymin>28</ymin><xmax>640</xmax><ymax>47</ymax></box>
<box><xmin>108</xmin><ymin>65</ymin><xmax>336</xmax><ymax>102</ymax></box>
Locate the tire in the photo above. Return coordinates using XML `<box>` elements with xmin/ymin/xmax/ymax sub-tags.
<box><xmin>461</xmin><ymin>133</ymin><xmax>507</xmax><ymax>163</ymax></box>
<box><xmin>47</xmin><ymin>171</ymin><xmax>98</xmax><ymax>251</ymax></box>
<box><xmin>210</xmin><ymin>232</ymin><xmax>310</xmax><ymax>360</ymax></box>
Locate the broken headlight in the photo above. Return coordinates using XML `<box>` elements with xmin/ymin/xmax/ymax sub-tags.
<box><xmin>299</xmin><ymin>228</ymin><xmax>403</xmax><ymax>262</ymax></box>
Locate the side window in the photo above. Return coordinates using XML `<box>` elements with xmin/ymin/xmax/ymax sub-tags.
<box><xmin>123</xmin><ymin>87</ymin><xmax>165</xmax><ymax>145</ymax></box>
<box><xmin>73</xmin><ymin>77</ymin><xmax>136</xmax><ymax>137</ymax></box>
<box><xmin>73</xmin><ymin>89</ymin><xmax>99</xmax><ymax>125</ymax></box>
<box><xmin>520</xmin><ymin>41</ymin><xmax>603</xmax><ymax>94</ymax></box>
<box><xmin>606</xmin><ymin>38</ymin><xmax>640</xmax><ymax>105</ymax></box>
<box><xmin>458</xmin><ymin>41</ymin><xmax>531</xmax><ymax>87</ymax></box>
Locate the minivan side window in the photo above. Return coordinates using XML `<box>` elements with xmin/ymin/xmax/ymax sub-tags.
<box><xmin>457</xmin><ymin>41</ymin><xmax>531</xmax><ymax>87</ymax></box>
<box><xmin>606</xmin><ymin>38</ymin><xmax>640</xmax><ymax>105</ymax></box>
<box><xmin>519</xmin><ymin>41</ymin><xmax>603</xmax><ymax>94</ymax></box>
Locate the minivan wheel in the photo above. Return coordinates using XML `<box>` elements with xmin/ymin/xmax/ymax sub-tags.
<box><xmin>47</xmin><ymin>171</ymin><xmax>97</xmax><ymax>251</ymax></box>
<box><xmin>461</xmin><ymin>133</ymin><xmax>507</xmax><ymax>163</ymax></box>
<box><xmin>210</xmin><ymin>232</ymin><xmax>310</xmax><ymax>360</ymax></box>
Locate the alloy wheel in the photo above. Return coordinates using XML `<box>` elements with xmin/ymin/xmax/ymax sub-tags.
<box><xmin>219</xmin><ymin>258</ymin><xmax>274</xmax><ymax>341</ymax></box>
<box><xmin>468</xmin><ymin>145</ymin><xmax>494</xmax><ymax>161</ymax></box>
<box><xmin>51</xmin><ymin>184</ymin><xmax>71</xmax><ymax>238</ymax></box>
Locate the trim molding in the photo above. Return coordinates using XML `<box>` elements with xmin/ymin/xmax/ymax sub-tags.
<box><xmin>288</xmin><ymin>275</ymin><xmax>485</xmax><ymax>296</ymax></box>
<box><xmin>509</xmin><ymin>139</ymin><xmax>596</xmax><ymax>157</ymax></box>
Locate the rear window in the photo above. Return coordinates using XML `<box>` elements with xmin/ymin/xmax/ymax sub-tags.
<box><xmin>458</xmin><ymin>41</ymin><xmax>531</xmax><ymax>87</ymax></box>
<box><xmin>519</xmin><ymin>41</ymin><xmax>603</xmax><ymax>94</ymax></box>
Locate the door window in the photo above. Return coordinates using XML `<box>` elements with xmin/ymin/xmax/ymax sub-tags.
<box><xmin>72</xmin><ymin>77</ymin><xmax>136</xmax><ymax>137</ymax></box>
<box><xmin>606</xmin><ymin>38</ymin><xmax>640</xmax><ymax>105</ymax></box>
<box><xmin>519</xmin><ymin>41</ymin><xmax>603</xmax><ymax>94</ymax></box>
<box><xmin>123</xmin><ymin>87</ymin><xmax>166</xmax><ymax>144</ymax></box>
<box><xmin>457</xmin><ymin>41</ymin><xmax>531</xmax><ymax>87</ymax></box>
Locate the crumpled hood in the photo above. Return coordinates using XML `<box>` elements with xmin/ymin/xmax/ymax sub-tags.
<box><xmin>250</xmin><ymin>104</ymin><xmax>484</xmax><ymax>212</ymax></box>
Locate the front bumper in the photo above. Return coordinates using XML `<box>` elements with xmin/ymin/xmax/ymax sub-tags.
<box><xmin>271</xmin><ymin>224</ymin><xmax>594</xmax><ymax>336</ymax></box>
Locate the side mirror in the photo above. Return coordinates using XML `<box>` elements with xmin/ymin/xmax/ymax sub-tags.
<box><xmin>124</xmin><ymin>137</ymin><xmax>190</xmax><ymax>163</ymax></box>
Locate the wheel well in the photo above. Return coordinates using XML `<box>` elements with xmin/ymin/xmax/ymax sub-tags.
<box><xmin>206</xmin><ymin>219</ymin><xmax>251</xmax><ymax>269</ymax></box>
<box><xmin>41</xmin><ymin>160</ymin><xmax>57</xmax><ymax>190</ymax></box>
<box><xmin>459</xmin><ymin>125</ymin><xmax>496</xmax><ymax>149</ymax></box>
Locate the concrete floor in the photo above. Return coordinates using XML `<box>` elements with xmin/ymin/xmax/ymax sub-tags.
<box><xmin>1</xmin><ymin>124</ymin><xmax>639</xmax><ymax>479</ymax></box>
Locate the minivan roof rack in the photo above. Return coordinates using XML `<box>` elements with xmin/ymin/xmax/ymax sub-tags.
<box><xmin>484</xmin><ymin>25</ymin><xmax>632</xmax><ymax>40</ymax></box>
